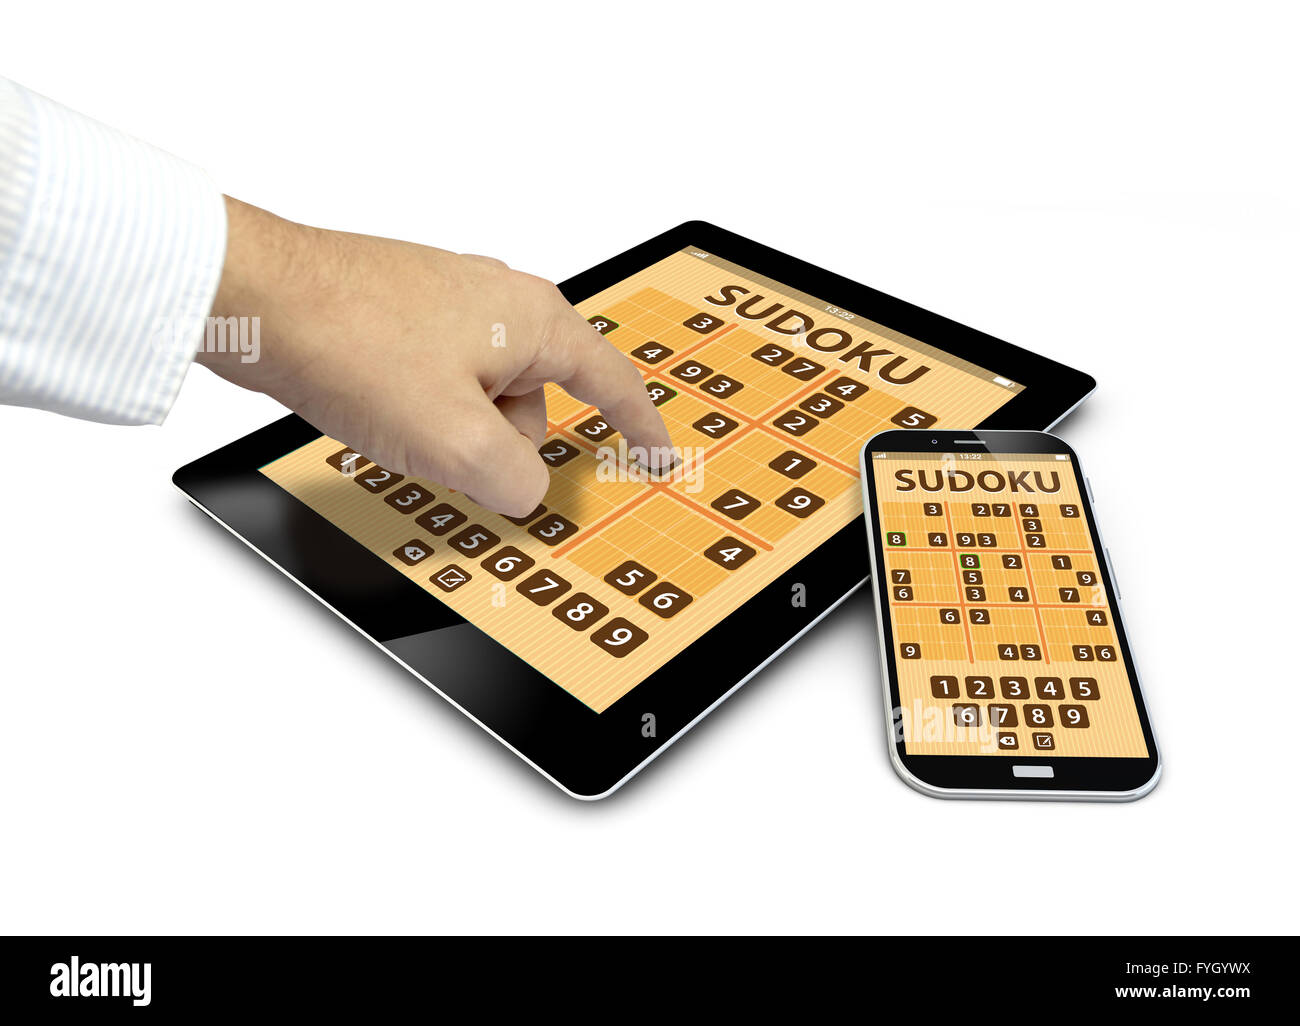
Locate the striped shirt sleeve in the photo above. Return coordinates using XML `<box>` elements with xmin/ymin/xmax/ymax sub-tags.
<box><xmin>0</xmin><ymin>77</ymin><xmax>227</xmax><ymax>425</ymax></box>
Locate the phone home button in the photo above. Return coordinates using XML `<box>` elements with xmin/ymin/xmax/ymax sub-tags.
<box><xmin>1012</xmin><ymin>765</ymin><xmax>1054</xmax><ymax>779</ymax></box>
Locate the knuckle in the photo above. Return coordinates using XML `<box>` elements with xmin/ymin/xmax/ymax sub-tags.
<box><xmin>459</xmin><ymin>426</ymin><xmax>502</xmax><ymax>471</ymax></box>
<box><xmin>430</xmin><ymin>417</ymin><xmax>494</xmax><ymax>487</ymax></box>
<box><xmin>519</xmin><ymin>272</ymin><xmax>566</xmax><ymax>312</ymax></box>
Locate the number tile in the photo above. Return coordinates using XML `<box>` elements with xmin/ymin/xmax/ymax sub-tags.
<box><xmin>383</xmin><ymin>483</ymin><xmax>435</xmax><ymax>514</ymax></box>
<box><xmin>590</xmin><ymin>618</ymin><xmax>649</xmax><ymax>658</ymax></box>
<box><xmin>604</xmin><ymin>560</ymin><xmax>658</xmax><ymax>595</ymax></box>
<box><xmin>710</xmin><ymin>488</ymin><xmax>761</xmax><ymax>520</ymax></box>
<box><xmin>516</xmin><ymin>569</ymin><xmax>572</xmax><ymax>606</ymax></box>
<box><xmin>703</xmin><ymin>537</ymin><xmax>757</xmax><ymax>569</ymax></box>
<box><xmin>528</xmin><ymin>512</ymin><xmax>580</xmax><ymax>546</ymax></box>
<box><xmin>449</xmin><ymin>524</ymin><xmax>500</xmax><ymax>556</ymax></box>
<box><xmin>355</xmin><ymin>466</ymin><xmax>404</xmax><ymax>493</ymax></box>
<box><xmin>751</xmin><ymin>344</ymin><xmax>793</xmax><ymax>366</ymax></box>
<box><xmin>638</xmin><ymin>582</ymin><xmax>693</xmax><ymax>619</ymax></box>
<box><xmin>774</xmin><ymin>487</ymin><xmax>825</xmax><ymax>518</ymax></box>
<box><xmin>480</xmin><ymin>545</ymin><xmax>535</xmax><ymax>581</ymax></box>
<box><xmin>553</xmin><ymin>592</ymin><xmax>609</xmax><ymax>631</ymax></box>
<box><xmin>631</xmin><ymin>342</ymin><xmax>673</xmax><ymax>364</ymax></box>
<box><xmin>326</xmin><ymin>448</ymin><xmax>370</xmax><ymax>475</ymax></box>
<box><xmin>415</xmin><ymin>503</ymin><xmax>467</xmax><ymax>536</ymax></box>
<box><xmin>768</xmin><ymin>450</ymin><xmax>817</xmax><ymax>479</ymax></box>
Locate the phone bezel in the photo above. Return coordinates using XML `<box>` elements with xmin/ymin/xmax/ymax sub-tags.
<box><xmin>860</xmin><ymin>428</ymin><xmax>1160</xmax><ymax>799</ymax></box>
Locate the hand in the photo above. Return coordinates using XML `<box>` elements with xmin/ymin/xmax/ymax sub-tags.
<box><xmin>199</xmin><ymin>197</ymin><xmax>674</xmax><ymax>515</ymax></box>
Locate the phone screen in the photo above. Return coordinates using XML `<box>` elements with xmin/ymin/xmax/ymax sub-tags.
<box><xmin>867</xmin><ymin>447</ymin><xmax>1148</xmax><ymax>760</ymax></box>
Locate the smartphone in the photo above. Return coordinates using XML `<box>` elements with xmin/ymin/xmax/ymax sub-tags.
<box><xmin>860</xmin><ymin>429</ymin><xmax>1160</xmax><ymax>800</ymax></box>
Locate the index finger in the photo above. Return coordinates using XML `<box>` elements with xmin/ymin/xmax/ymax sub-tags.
<box><xmin>547</xmin><ymin>305</ymin><xmax>676</xmax><ymax>469</ymax></box>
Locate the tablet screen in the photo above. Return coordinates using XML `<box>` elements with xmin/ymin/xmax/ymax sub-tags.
<box><xmin>260</xmin><ymin>247</ymin><xmax>1022</xmax><ymax>712</ymax></box>
<box><xmin>868</xmin><ymin>449</ymin><xmax>1148</xmax><ymax>759</ymax></box>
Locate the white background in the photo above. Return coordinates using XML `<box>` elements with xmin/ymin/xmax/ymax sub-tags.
<box><xmin>2</xmin><ymin>2</ymin><xmax>1296</xmax><ymax>934</ymax></box>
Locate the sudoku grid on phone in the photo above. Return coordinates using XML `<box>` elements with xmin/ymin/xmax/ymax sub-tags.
<box><xmin>870</xmin><ymin>451</ymin><xmax>1147</xmax><ymax>758</ymax></box>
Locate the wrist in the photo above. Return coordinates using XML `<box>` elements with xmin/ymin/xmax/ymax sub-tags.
<box><xmin>200</xmin><ymin>196</ymin><xmax>319</xmax><ymax>395</ymax></box>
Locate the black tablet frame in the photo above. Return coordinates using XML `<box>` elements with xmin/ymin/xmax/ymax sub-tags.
<box><xmin>173</xmin><ymin>221</ymin><xmax>1096</xmax><ymax>798</ymax></box>
<box><xmin>860</xmin><ymin>429</ymin><xmax>1159</xmax><ymax>798</ymax></box>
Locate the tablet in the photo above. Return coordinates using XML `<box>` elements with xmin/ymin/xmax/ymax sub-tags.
<box><xmin>173</xmin><ymin>222</ymin><xmax>1095</xmax><ymax>798</ymax></box>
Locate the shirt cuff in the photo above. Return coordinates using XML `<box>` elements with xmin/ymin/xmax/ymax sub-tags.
<box><xmin>0</xmin><ymin>78</ymin><xmax>227</xmax><ymax>425</ymax></box>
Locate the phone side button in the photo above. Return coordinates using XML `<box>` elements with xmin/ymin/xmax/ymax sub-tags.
<box><xmin>1105</xmin><ymin>546</ymin><xmax>1122</xmax><ymax>600</ymax></box>
<box><xmin>1012</xmin><ymin>765</ymin><xmax>1054</xmax><ymax>778</ymax></box>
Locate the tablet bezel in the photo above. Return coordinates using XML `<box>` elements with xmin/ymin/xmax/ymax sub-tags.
<box><xmin>173</xmin><ymin>221</ymin><xmax>1096</xmax><ymax>798</ymax></box>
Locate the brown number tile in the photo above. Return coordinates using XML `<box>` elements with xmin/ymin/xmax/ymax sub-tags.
<box><xmin>327</xmin><ymin>448</ymin><xmax>370</xmax><ymax>475</ymax></box>
<box><xmin>604</xmin><ymin>560</ymin><xmax>657</xmax><ymax>595</ymax></box>
<box><xmin>1034</xmin><ymin>676</ymin><xmax>1064</xmax><ymax>700</ymax></box>
<box><xmin>590</xmin><ymin>618</ymin><xmax>649</xmax><ymax>657</ymax></box>
<box><xmin>645</xmin><ymin>382</ymin><xmax>677</xmax><ymax>406</ymax></box>
<box><xmin>638</xmin><ymin>582</ymin><xmax>693</xmax><ymax>619</ymax></box>
<box><xmin>781</xmin><ymin>358</ymin><xmax>826</xmax><ymax>381</ymax></box>
<box><xmin>574</xmin><ymin>415</ymin><xmax>616</xmax><ymax>442</ymax></box>
<box><xmin>952</xmin><ymin>704</ymin><xmax>982</xmax><ymax>727</ymax></box>
<box><xmin>355</xmin><ymin>466</ymin><xmax>404</xmax><ymax>493</ymax></box>
<box><xmin>480</xmin><ymin>545</ymin><xmax>535</xmax><ymax>581</ymax></box>
<box><xmin>989</xmin><ymin>704</ymin><xmax>1019</xmax><ymax>728</ymax></box>
<box><xmin>751</xmin><ymin>344</ymin><xmax>793</xmax><ymax>365</ymax></box>
<box><xmin>384</xmin><ymin>483</ymin><xmax>435</xmax><ymax>514</ymax></box>
<box><xmin>670</xmin><ymin>360</ymin><xmax>713</xmax><ymax>383</ymax></box>
<box><xmin>416</xmin><ymin>503</ymin><xmax>467</xmax><ymax>536</ymax></box>
<box><xmin>699</xmin><ymin>374</ymin><xmax>743</xmax><ymax>399</ymax></box>
<box><xmin>538</xmin><ymin>438</ymin><xmax>582</xmax><ymax>467</ymax></box>
<box><xmin>711</xmin><ymin>488</ymin><xmax>761</xmax><ymax>520</ymax></box>
<box><xmin>528</xmin><ymin>512</ymin><xmax>580</xmax><ymax>545</ymax></box>
<box><xmin>1060</xmin><ymin>704</ymin><xmax>1091</xmax><ymax>728</ymax></box>
<box><xmin>691</xmin><ymin>413</ymin><xmax>739</xmax><ymax>439</ymax></box>
<box><xmin>798</xmin><ymin>393</ymin><xmax>843</xmax><ymax>418</ymax></box>
<box><xmin>703</xmin><ymin>537</ymin><xmax>757</xmax><ymax>569</ymax></box>
<box><xmin>824</xmin><ymin>376</ymin><xmax>867</xmax><ymax>401</ymax></box>
<box><xmin>553</xmin><ymin>592</ymin><xmax>609</xmax><ymax>631</ymax></box>
<box><xmin>773</xmin><ymin>410</ymin><xmax>817</xmax><ymax>436</ymax></box>
<box><xmin>775</xmin><ymin>487</ymin><xmax>824</xmax><ymax>518</ymax></box>
<box><xmin>930</xmin><ymin>675</ymin><xmax>959</xmax><ymax>698</ymax></box>
<box><xmin>890</xmin><ymin>406</ymin><xmax>937</xmax><ymax>429</ymax></box>
<box><xmin>769</xmin><ymin>450</ymin><xmax>817</xmax><ymax>479</ymax></box>
<box><xmin>631</xmin><ymin>342</ymin><xmax>673</xmax><ymax>364</ymax></box>
<box><xmin>449</xmin><ymin>524</ymin><xmax>500</xmax><ymax>556</ymax></box>
<box><xmin>682</xmin><ymin>312</ymin><xmax>725</xmax><ymax>334</ymax></box>
<box><xmin>1069</xmin><ymin>677</ymin><xmax>1100</xmax><ymax>701</ymax></box>
<box><xmin>516</xmin><ymin>569</ymin><xmax>572</xmax><ymax>605</ymax></box>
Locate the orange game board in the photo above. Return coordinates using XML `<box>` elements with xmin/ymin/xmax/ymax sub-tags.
<box><xmin>869</xmin><ymin>451</ymin><xmax>1148</xmax><ymax>758</ymax></box>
